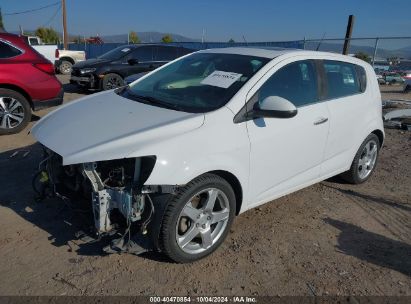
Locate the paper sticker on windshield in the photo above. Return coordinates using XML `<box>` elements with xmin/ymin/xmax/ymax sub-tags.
<box><xmin>121</xmin><ymin>48</ymin><xmax>130</xmax><ymax>52</ymax></box>
<box><xmin>201</xmin><ymin>70</ymin><xmax>242</xmax><ymax>88</ymax></box>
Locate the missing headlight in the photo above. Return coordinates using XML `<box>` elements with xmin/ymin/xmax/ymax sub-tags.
<box><xmin>34</xmin><ymin>152</ymin><xmax>158</xmax><ymax>254</ymax></box>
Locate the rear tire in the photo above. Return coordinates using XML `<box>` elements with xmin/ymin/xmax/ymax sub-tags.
<box><xmin>102</xmin><ymin>73</ymin><xmax>124</xmax><ymax>90</ymax></box>
<box><xmin>341</xmin><ymin>134</ymin><xmax>380</xmax><ymax>184</ymax></box>
<box><xmin>59</xmin><ymin>60</ymin><xmax>73</xmax><ymax>75</ymax></box>
<box><xmin>159</xmin><ymin>173</ymin><xmax>236</xmax><ymax>263</ymax></box>
<box><xmin>0</xmin><ymin>89</ymin><xmax>31</xmax><ymax>135</ymax></box>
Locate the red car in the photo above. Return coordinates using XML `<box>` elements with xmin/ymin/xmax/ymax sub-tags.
<box><xmin>0</xmin><ymin>33</ymin><xmax>63</xmax><ymax>135</ymax></box>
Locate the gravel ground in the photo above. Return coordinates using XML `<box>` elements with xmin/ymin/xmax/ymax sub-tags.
<box><xmin>0</xmin><ymin>75</ymin><xmax>410</xmax><ymax>296</ymax></box>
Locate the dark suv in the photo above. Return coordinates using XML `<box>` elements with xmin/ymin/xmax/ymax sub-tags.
<box><xmin>70</xmin><ymin>44</ymin><xmax>193</xmax><ymax>90</ymax></box>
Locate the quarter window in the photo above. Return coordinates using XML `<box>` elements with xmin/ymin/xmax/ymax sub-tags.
<box><xmin>258</xmin><ymin>60</ymin><xmax>319</xmax><ymax>107</ymax></box>
<box><xmin>323</xmin><ymin>60</ymin><xmax>362</xmax><ymax>99</ymax></box>
<box><xmin>0</xmin><ymin>41</ymin><xmax>22</xmax><ymax>59</ymax></box>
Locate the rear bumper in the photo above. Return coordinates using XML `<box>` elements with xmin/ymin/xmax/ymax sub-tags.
<box><xmin>32</xmin><ymin>88</ymin><xmax>64</xmax><ymax>111</ymax></box>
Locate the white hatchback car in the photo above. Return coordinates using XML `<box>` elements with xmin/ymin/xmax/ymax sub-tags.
<box><xmin>32</xmin><ymin>47</ymin><xmax>384</xmax><ymax>263</ymax></box>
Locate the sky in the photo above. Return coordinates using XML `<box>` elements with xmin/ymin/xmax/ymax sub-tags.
<box><xmin>1</xmin><ymin>0</ymin><xmax>411</xmax><ymax>43</ymax></box>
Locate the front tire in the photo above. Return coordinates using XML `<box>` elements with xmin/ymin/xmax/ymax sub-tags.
<box><xmin>0</xmin><ymin>89</ymin><xmax>31</xmax><ymax>135</ymax></box>
<box><xmin>159</xmin><ymin>173</ymin><xmax>236</xmax><ymax>263</ymax></box>
<box><xmin>102</xmin><ymin>73</ymin><xmax>124</xmax><ymax>90</ymax></box>
<box><xmin>341</xmin><ymin>134</ymin><xmax>380</xmax><ymax>184</ymax></box>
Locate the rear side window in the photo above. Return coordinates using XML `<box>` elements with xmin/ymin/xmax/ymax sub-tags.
<box><xmin>258</xmin><ymin>60</ymin><xmax>319</xmax><ymax>107</ymax></box>
<box><xmin>323</xmin><ymin>60</ymin><xmax>363</xmax><ymax>99</ymax></box>
<box><xmin>356</xmin><ymin>65</ymin><xmax>367</xmax><ymax>92</ymax></box>
<box><xmin>29</xmin><ymin>38</ymin><xmax>39</xmax><ymax>45</ymax></box>
<box><xmin>0</xmin><ymin>41</ymin><xmax>22</xmax><ymax>59</ymax></box>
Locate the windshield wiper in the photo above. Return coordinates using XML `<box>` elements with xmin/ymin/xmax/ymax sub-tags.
<box><xmin>123</xmin><ymin>89</ymin><xmax>185</xmax><ymax>111</ymax></box>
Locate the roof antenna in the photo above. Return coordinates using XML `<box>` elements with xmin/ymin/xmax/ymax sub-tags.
<box><xmin>242</xmin><ymin>35</ymin><xmax>248</xmax><ymax>46</ymax></box>
<box><xmin>316</xmin><ymin>32</ymin><xmax>326</xmax><ymax>51</ymax></box>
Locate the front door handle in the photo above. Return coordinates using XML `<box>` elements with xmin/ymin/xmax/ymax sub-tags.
<box><xmin>313</xmin><ymin>117</ymin><xmax>328</xmax><ymax>125</ymax></box>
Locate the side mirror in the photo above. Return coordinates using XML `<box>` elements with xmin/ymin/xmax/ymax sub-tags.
<box><xmin>128</xmin><ymin>58</ymin><xmax>138</xmax><ymax>65</ymax></box>
<box><xmin>253</xmin><ymin>96</ymin><xmax>297</xmax><ymax>119</ymax></box>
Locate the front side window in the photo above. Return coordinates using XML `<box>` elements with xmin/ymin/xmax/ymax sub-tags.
<box><xmin>258</xmin><ymin>60</ymin><xmax>319</xmax><ymax>107</ymax></box>
<box><xmin>131</xmin><ymin>47</ymin><xmax>153</xmax><ymax>62</ymax></box>
<box><xmin>154</xmin><ymin>46</ymin><xmax>177</xmax><ymax>61</ymax></box>
<box><xmin>98</xmin><ymin>46</ymin><xmax>132</xmax><ymax>61</ymax></box>
<box><xmin>0</xmin><ymin>41</ymin><xmax>22</xmax><ymax>59</ymax></box>
<box><xmin>119</xmin><ymin>52</ymin><xmax>270</xmax><ymax>113</ymax></box>
<box><xmin>324</xmin><ymin>60</ymin><xmax>362</xmax><ymax>99</ymax></box>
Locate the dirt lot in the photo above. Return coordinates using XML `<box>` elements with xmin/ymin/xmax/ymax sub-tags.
<box><xmin>0</xmin><ymin>76</ymin><xmax>410</xmax><ymax>296</ymax></box>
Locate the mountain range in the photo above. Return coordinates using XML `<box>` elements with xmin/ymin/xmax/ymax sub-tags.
<box><xmin>10</xmin><ymin>30</ymin><xmax>411</xmax><ymax>59</ymax></box>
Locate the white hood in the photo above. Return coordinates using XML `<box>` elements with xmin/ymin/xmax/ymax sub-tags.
<box><xmin>32</xmin><ymin>90</ymin><xmax>204</xmax><ymax>165</ymax></box>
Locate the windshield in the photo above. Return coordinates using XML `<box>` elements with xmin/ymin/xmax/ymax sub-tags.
<box><xmin>120</xmin><ymin>52</ymin><xmax>270</xmax><ymax>113</ymax></box>
<box><xmin>98</xmin><ymin>46</ymin><xmax>132</xmax><ymax>60</ymax></box>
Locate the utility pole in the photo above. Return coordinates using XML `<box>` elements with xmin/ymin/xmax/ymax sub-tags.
<box><xmin>371</xmin><ymin>38</ymin><xmax>379</xmax><ymax>68</ymax></box>
<box><xmin>62</xmin><ymin>0</ymin><xmax>68</xmax><ymax>49</ymax></box>
<box><xmin>342</xmin><ymin>15</ymin><xmax>355</xmax><ymax>55</ymax></box>
<box><xmin>201</xmin><ymin>29</ymin><xmax>205</xmax><ymax>44</ymax></box>
<box><xmin>0</xmin><ymin>7</ymin><xmax>5</xmax><ymax>32</ymax></box>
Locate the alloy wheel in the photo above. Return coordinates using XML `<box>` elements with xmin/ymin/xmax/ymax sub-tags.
<box><xmin>0</xmin><ymin>97</ymin><xmax>25</xmax><ymax>130</ymax></box>
<box><xmin>106</xmin><ymin>76</ymin><xmax>123</xmax><ymax>89</ymax></box>
<box><xmin>60</xmin><ymin>62</ymin><xmax>72</xmax><ymax>74</ymax></box>
<box><xmin>175</xmin><ymin>188</ymin><xmax>230</xmax><ymax>254</ymax></box>
<box><xmin>357</xmin><ymin>139</ymin><xmax>378</xmax><ymax>179</ymax></box>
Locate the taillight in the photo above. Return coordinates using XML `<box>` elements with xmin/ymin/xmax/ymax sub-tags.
<box><xmin>34</xmin><ymin>63</ymin><xmax>55</xmax><ymax>75</ymax></box>
<box><xmin>55</xmin><ymin>49</ymin><xmax>59</xmax><ymax>58</ymax></box>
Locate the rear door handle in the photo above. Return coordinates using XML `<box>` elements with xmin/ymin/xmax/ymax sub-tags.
<box><xmin>313</xmin><ymin>117</ymin><xmax>328</xmax><ymax>125</ymax></box>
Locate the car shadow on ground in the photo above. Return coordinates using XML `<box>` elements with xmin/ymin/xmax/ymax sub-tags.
<box><xmin>323</xmin><ymin>184</ymin><xmax>411</xmax><ymax>212</ymax></box>
<box><xmin>324</xmin><ymin>218</ymin><xmax>411</xmax><ymax>277</ymax></box>
<box><xmin>0</xmin><ymin>144</ymin><xmax>171</xmax><ymax>261</ymax></box>
<box><xmin>31</xmin><ymin>114</ymin><xmax>41</xmax><ymax>122</ymax></box>
<box><xmin>63</xmin><ymin>83</ymin><xmax>93</xmax><ymax>95</ymax></box>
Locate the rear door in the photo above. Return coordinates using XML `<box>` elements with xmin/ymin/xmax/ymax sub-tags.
<box><xmin>320</xmin><ymin>60</ymin><xmax>369</xmax><ymax>175</ymax></box>
<box><xmin>246</xmin><ymin>59</ymin><xmax>330</xmax><ymax>206</ymax></box>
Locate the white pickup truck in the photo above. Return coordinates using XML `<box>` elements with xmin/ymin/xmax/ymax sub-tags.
<box><xmin>24</xmin><ymin>36</ymin><xmax>86</xmax><ymax>74</ymax></box>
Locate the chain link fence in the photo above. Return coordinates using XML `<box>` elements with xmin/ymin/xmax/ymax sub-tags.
<box><xmin>65</xmin><ymin>36</ymin><xmax>411</xmax><ymax>72</ymax></box>
<box><xmin>303</xmin><ymin>37</ymin><xmax>411</xmax><ymax>71</ymax></box>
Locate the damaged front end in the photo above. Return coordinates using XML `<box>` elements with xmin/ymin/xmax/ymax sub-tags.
<box><xmin>34</xmin><ymin>147</ymin><xmax>161</xmax><ymax>254</ymax></box>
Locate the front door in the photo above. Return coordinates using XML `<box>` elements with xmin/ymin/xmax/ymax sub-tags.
<box><xmin>124</xmin><ymin>46</ymin><xmax>155</xmax><ymax>77</ymax></box>
<box><xmin>246</xmin><ymin>59</ymin><xmax>330</xmax><ymax>206</ymax></box>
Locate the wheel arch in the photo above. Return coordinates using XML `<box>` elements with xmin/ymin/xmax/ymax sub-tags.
<box><xmin>59</xmin><ymin>56</ymin><xmax>75</xmax><ymax>64</ymax></box>
<box><xmin>103</xmin><ymin>71</ymin><xmax>126</xmax><ymax>78</ymax></box>
<box><xmin>371</xmin><ymin>129</ymin><xmax>384</xmax><ymax>147</ymax></box>
<box><xmin>206</xmin><ymin>170</ymin><xmax>243</xmax><ymax>215</ymax></box>
<box><xmin>0</xmin><ymin>83</ymin><xmax>33</xmax><ymax>109</ymax></box>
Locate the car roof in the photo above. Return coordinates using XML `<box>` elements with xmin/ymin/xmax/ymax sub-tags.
<box><xmin>197</xmin><ymin>47</ymin><xmax>303</xmax><ymax>58</ymax></box>
<box><xmin>120</xmin><ymin>44</ymin><xmax>185</xmax><ymax>49</ymax></box>
<box><xmin>197</xmin><ymin>47</ymin><xmax>366</xmax><ymax>63</ymax></box>
<box><xmin>0</xmin><ymin>32</ymin><xmax>24</xmax><ymax>43</ymax></box>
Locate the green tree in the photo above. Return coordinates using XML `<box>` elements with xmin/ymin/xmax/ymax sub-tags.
<box><xmin>129</xmin><ymin>31</ymin><xmax>140</xmax><ymax>44</ymax></box>
<box><xmin>354</xmin><ymin>52</ymin><xmax>371</xmax><ymax>63</ymax></box>
<box><xmin>35</xmin><ymin>27</ymin><xmax>60</xmax><ymax>44</ymax></box>
<box><xmin>228</xmin><ymin>38</ymin><xmax>235</xmax><ymax>43</ymax></box>
<box><xmin>161</xmin><ymin>34</ymin><xmax>173</xmax><ymax>43</ymax></box>
<box><xmin>0</xmin><ymin>8</ymin><xmax>5</xmax><ymax>32</ymax></box>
